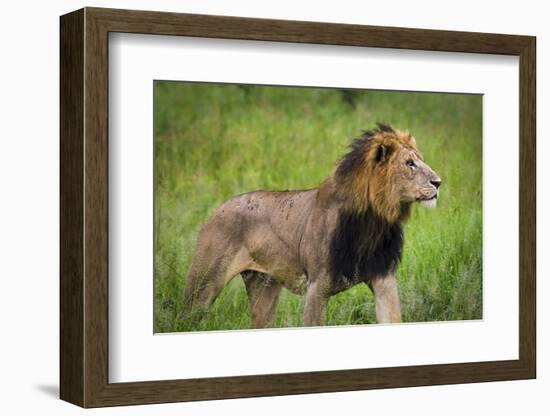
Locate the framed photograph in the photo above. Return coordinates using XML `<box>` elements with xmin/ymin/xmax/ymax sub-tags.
<box><xmin>60</xmin><ymin>7</ymin><xmax>536</xmax><ymax>408</ymax></box>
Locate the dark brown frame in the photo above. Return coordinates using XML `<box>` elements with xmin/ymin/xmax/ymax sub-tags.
<box><xmin>60</xmin><ymin>7</ymin><xmax>536</xmax><ymax>408</ymax></box>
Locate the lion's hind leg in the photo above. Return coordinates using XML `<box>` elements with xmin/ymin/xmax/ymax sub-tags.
<box><xmin>242</xmin><ymin>271</ymin><xmax>282</xmax><ymax>329</ymax></box>
<box><xmin>180</xmin><ymin>242</ymin><xmax>252</xmax><ymax>325</ymax></box>
<box><xmin>179</xmin><ymin>259</ymin><xmax>224</xmax><ymax>324</ymax></box>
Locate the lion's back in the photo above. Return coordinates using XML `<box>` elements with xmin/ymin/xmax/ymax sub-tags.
<box><xmin>203</xmin><ymin>188</ymin><xmax>318</xmax><ymax>251</ymax></box>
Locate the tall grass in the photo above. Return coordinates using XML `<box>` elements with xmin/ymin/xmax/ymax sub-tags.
<box><xmin>154</xmin><ymin>82</ymin><xmax>482</xmax><ymax>332</ymax></box>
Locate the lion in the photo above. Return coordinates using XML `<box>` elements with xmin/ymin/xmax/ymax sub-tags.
<box><xmin>180</xmin><ymin>123</ymin><xmax>441</xmax><ymax>328</ymax></box>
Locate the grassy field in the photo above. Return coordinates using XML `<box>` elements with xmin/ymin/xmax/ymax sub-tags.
<box><xmin>154</xmin><ymin>82</ymin><xmax>482</xmax><ymax>333</ymax></box>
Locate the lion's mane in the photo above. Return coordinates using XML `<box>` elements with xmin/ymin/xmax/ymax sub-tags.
<box><xmin>329</xmin><ymin>123</ymin><xmax>416</xmax><ymax>288</ymax></box>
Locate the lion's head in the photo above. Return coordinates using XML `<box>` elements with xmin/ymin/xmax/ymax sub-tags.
<box><xmin>333</xmin><ymin>123</ymin><xmax>441</xmax><ymax>223</ymax></box>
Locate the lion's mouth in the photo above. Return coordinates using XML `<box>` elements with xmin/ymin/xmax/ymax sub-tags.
<box><xmin>419</xmin><ymin>193</ymin><xmax>438</xmax><ymax>208</ymax></box>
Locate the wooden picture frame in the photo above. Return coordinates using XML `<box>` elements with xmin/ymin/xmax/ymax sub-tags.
<box><xmin>60</xmin><ymin>7</ymin><xmax>536</xmax><ymax>408</ymax></box>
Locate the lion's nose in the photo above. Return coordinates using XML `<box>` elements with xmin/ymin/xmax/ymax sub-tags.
<box><xmin>430</xmin><ymin>179</ymin><xmax>442</xmax><ymax>189</ymax></box>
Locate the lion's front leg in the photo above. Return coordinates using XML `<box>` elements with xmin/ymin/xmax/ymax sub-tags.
<box><xmin>368</xmin><ymin>273</ymin><xmax>402</xmax><ymax>323</ymax></box>
<box><xmin>303</xmin><ymin>280</ymin><xmax>329</xmax><ymax>327</ymax></box>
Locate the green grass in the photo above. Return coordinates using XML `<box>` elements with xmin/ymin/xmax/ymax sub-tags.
<box><xmin>154</xmin><ymin>82</ymin><xmax>482</xmax><ymax>333</ymax></box>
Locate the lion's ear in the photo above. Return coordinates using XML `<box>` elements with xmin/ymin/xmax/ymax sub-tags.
<box><xmin>374</xmin><ymin>141</ymin><xmax>394</xmax><ymax>164</ymax></box>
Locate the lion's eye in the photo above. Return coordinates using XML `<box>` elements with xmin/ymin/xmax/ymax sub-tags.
<box><xmin>406</xmin><ymin>159</ymin><xmax>416</xmax><ymax>168</ymax></box>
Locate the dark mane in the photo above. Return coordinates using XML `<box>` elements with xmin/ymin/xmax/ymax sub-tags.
<box><xmin>334</xmin><ymin>123</ymin><xmax>395</xmax><ymax>179</ymax></box>
<box><xmin>329</xmin><ymin>207</ymin><xmax>403</xmax><ymax>290</ymax></box>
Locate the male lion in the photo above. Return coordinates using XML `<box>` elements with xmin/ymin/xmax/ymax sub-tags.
<box><xmin>180</xmin><ymin>123</ymin><xmax>441</xmax><ymax>328</ymax></box>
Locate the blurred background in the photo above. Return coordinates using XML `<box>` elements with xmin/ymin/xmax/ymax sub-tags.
<box><xmin>154</xmin><ymin>81</ymin><xmax>482</xmax><ymax>333</ymax></box>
